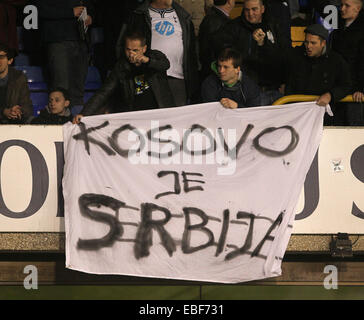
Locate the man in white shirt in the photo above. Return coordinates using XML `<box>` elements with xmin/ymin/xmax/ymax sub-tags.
<box><xmin>117</xmin><ymin>0</ymin><xmax>199</xmax><ymax>106</ymax></box>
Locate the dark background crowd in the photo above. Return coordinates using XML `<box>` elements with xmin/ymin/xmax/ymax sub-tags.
<box><xmin>0</xmin><ymin>0</ymin><xmax>363</xmax><ymax>126</ymax></box>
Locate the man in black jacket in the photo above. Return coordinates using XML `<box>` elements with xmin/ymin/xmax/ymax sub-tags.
<box><xmin>285</xmin><ymin>24</ymin><xmax>351</xmax><ymax>114</ymax></box>
<box><xmin>73</xmin><ymin>31</ymin><xmax>175</xmax><ymax>124</ymax></box>
<box><xmin>201</xmin><ymin>48</ymin><xmax>261</xmax><ymax>108</ymax></box>
<box><xmin>330</xmin><ymin>0</ymin><xmax>364</xmax><ymax>125</ymax></box>
<box><xmin>198</xmin><ymin>0</ymin><xmax>235</xmax><ymax>81</ymax></box>
<box><xmin>116</xmin><ymin>0</ymin><xmax>199</xmax><ymax>106</ymax></box>
<box><xmin>217</xmin><ymin>0</ymin><xmax>290</xmax><ymax>105</ymax></box>
<box><xmin>263</xmin><ymin>0</ymin><xmax>291</xmax><ymax>47</ymax></box>
<box><xmin>38</xmin><ymin>0</ymin><xmax>94</xmax><ymax>106</ymax></box>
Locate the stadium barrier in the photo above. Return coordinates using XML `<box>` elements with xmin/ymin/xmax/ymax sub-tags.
<box><xmin>273</xmin><ymin>94</ymin><xmax>364</xmax><ymax>105</ymax></box>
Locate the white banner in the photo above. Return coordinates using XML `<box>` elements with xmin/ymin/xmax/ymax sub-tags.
<box><xmin>294</xmin><ymin>128</ymin><xmax>364</xmax><ymax>233</ymax></box>
<box><xmin>63</xmin><ymin>102</ymin><xmax>324</xmax><ymax>283</ymax></box>
<box><xmin>0</xmin><ymin>125</ymin><xmax>64</xmax><ymax>231</ymax></box>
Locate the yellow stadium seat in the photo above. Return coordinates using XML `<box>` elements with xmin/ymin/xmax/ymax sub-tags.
<box><xmin>230</xmin><ymin>2</ymin><xmax>243</xmax><ymax>19</ymax></box>
<box><xmin>291</xmin><ymin>26</ymin><xmax>306</xmax><ymax>47</ymax></box>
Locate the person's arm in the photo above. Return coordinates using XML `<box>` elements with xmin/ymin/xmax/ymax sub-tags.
<box><xmin>327</xmin><ymin>55</ymin><xmax>352</xmax><ymax>103</ymax></box>
<box><xmin>201</xmin><ymin>76</ymin><xmax>220</xmax><ymax>103</ymax></box>
<box><xmin>80</xmin><ymin>64</ymin><xmax>121</xmax><ymax>117</ymax></box>
<box><xmin>255</xmin><ymin>22</ymin><xmax>290</xmax><ymax>80</ymax></box>
<box><xmin>282</xmin><ymin>46</ymin><xmax>298</xmax><ymax>95</ymax></box>
<box><xmin>84</xmin><ymin>0</ymin><xmax>94</xmax><ymax>27</ymax></box>
<box><xmin>354</xmin><ymin>39</ymin><xmax>364</xmax><ymax>98</ymax></box>
<box><xmin>244</xmin><ymin>78</ymin><xmax>262</xmax><ymax>107</ymax></box>
<box><xmin>3</xmin><ymin>106</ymin><xmax>22</xmax><ymax>120</ymax></box>
<box><xmin>220</xmin><ymin>98</ymin><xmax>238</xmax><ymax>109</ymax></box>
<box><xmin>8</xmin><ymin>73</ymin><xmax>33</xmax><ymax>122</ymax></box>
<box><xmin>187</xmin><ymin>18</ymin><xmax>200</xmax><ymax>102</ymax></box>
<box><xmin>316</xmin><ymin>92</ymin><xmax>332</xmax><ymax>106</ymax></box>
<box><xmin>85</xmin><ymin>0</ymin><xmax>95</xmax><ymax>20</ymax></box>
<box><xmin>146</xmin><ymin>50</ymin><xmax>170</xmax><ymax>72</ymax></box>
<box><xmin>198</xmin><ymin>18</ymin><xmax>209</xmax><ymax>70</ymax></box>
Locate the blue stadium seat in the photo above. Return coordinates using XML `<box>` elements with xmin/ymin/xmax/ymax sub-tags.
<box><xmin>71</xmin><ymin>105</ymin><xmax>84</xmax><ymax>116</ymax></box>
<box><xmin>15</xmin><ymin>66</ymin><xmax>47</xmax><ymax>91</ymax></box>
<box><xmin>14</xmin><ymin>53</ymin><xmax>30</xmax><ymax>66</ymax></box>
<box><xmin>91</xmin><ymin>27</ymin><xmax>104</xmax><ymax>45</ymax></box>
<box><xmin>17</xmin><ymin>26</ymin><xmax>24</xmax><ymax>51</ymax></box>
<box><xmin>30</xmin><ymin>92</ymin><xmax>48</xmax><ymax>116</ymax></box>
<box><xmin>85</xmin><ymin>66</ymin><xmax>101</xmax><ymax>91</ymax></box>
<box><xmin>84</xmin><ymin>91</ymin><xmax>95</xmax><ymax>103</ymax></box>
<box><xmin>298</xmin><ymin>0</ymin><xmax>309</xmax><ymax>7</ymax></box>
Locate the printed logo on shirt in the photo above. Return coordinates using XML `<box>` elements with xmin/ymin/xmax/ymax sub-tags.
<box><xmin>155</xmin><ymin>21</ymin><xmax>175</xmax><ymax>36</ymax></box>
<box><xmin>134</xmin><ymin>75</ymin><xmax>150</xmax><ymax>95</ymax></box>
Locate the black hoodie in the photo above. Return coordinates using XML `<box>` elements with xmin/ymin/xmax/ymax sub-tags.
<box><xmin>284</xmin><ymin>45</ymin><xmax>352</xmax><ymax>103</ymax></box>
<box><xmin>330</xmin><ymin>10</ymin><xmax>364</xmax><ymax>92</ymax></box>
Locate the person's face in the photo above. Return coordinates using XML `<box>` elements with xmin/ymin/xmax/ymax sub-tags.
<box><xmin>341</xmin><ymin>0</ymin><xmax>361</xmax><ymax>21</ymax></box>
<box><xmin>124</xmin><ymin>38</ymin><xmax>147</xmax><ymax>66</ymax></box>
<box><xmin>304</xmin><ymin>34</ymin><xmax>326</xmax><ymax>57</ymax></box>
<box><xmin>48</xmin><ymin>91</ymin><xmax>70</xmax><ymax>115</ymax></box>
<box><xmin>0</xmin><ymin>51</ymin><xmax>12</xmax><ymax>78</ymax></box>
<box><xmin>243</xmin><ymin>0</ymin><xmax>265</xmax><ymax>24</ymax></box>
<box><xmin>218</xmin><ymin>59</ymin><xmax>240</xmax><ymax>84</ymax></box>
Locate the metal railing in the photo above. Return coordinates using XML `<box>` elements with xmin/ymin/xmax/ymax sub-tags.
<box><xmin>272</xmin><ymin>94</ymin><xmax>362</xmax><ymax>105</ymax></box>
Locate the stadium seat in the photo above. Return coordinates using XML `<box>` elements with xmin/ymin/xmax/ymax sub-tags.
<box><xmin>291</xmin><ymin>26</ymin><xmax>306</xmax><ymax>47</ymax></box>
<box><xmin>30</xmin><ymin>92</ymin><xmax>48</xmax><ymax>116</ymax></box>
<box><xmin>14</xmin><ymin>66</ymin><xmax>47</xmax><ymax>91</ymax></box>
<box><xmin>71</xmin><ymin>105</ymin><xmax>84</xmax><ymax>116</ymax></box>
<box><xmin>84</xmin><ymin>91</ymin><xmax>95</xmax><ymax>103</ymax></box>
<box><xmin>14</xmin><ymin>53</ymin><xmax>30</xmax><ymax>66</ymax></box>
<box><xmin>85</xmin><ymin>66</ymin><xmax>101</xmax><ymax>91</ymax></box>
<box><xmin>230</xmin><ymin>2</ymin><xmax>243</xmax><ymax>19</ymax></box>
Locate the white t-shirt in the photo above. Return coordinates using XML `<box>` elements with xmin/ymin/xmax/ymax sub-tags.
<box><xmin>149</xmin><ymin>7</ymin><xmax>184</xmax><ymax>79</ymax></box>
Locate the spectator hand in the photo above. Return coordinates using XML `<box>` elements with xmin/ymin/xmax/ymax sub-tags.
<box><xmin>73</xmin><ymin>6</ymin><xmax>85</xmax><ymax>18</ymax></box>
<box><xmin>85</xmin><ymin>15</ymin><xmax>92</xmax><ymax>27</ymax></box>
<box><xmin>130</xmin><ymin>51</ymin><xmax>149</xmax><ymax>65</ymax></box>
<box><xmin>73</xmin><ymin>114</ymin><xmax>83</xmax><ymax>124</ymax></box>
<box><xmin>353</xmin><ymin>91</ymin><xmax>364</xmax><ymax>103</ymax></box>
<box><xmin>220</xmin><ymin>98</ymin><xmax>238</xmax><ymax>109</ymax></box>
<box><xmin>279</xmin><ymin>84</ymin><xmax>286</xmax><ymax>95</ymax></box>
<box><xmin>4</xmin><ymin>105</ymin><xmax>22</xmax><ymax>120</ymax></box>
<box><xmin>253</xmin><ymin>28</ymin><xmax>266</xmax><ymax>46</ymax></box>
<box><xmin>316</xmin><ymin>92</ymin><xmax>331</xmax><ymax>106</ymax></box>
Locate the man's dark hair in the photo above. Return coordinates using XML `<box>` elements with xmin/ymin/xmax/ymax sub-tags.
<box><xmin>214</xmin><ymin>0</ymin><xmax>228</xmax><ymax>5</ymax></box>
<box><xmin>124</xmin><ymin>30</ymin><xmax>147</xmax><ymax>47</ymax></box>
<box><xmin>49</xmin><ymin>87</ymin><xmax>70</xmax><ymax>101</ymax></box>
<box><xmin>244</xmin><ymin>0</ymin><xmax>264</xmax><ymax>6</ymax></box>
<box><xmin>0</xmin><ymin>42</ymin><xmax>15</xmax><ymax>59</ymax></box>
<box><xmin>218</xmin><ymin>48</ymin><xmax>243</xmax><ymax>68</ymax></box>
